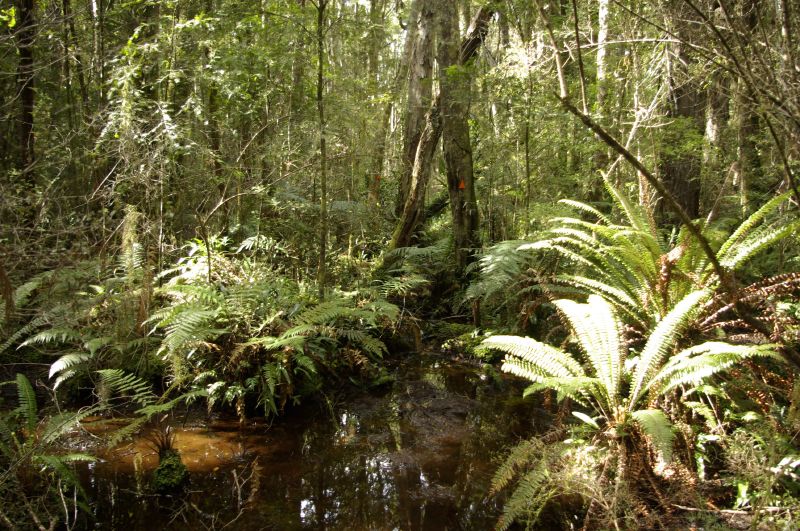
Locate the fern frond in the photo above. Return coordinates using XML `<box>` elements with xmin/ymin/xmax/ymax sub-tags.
<box><xmin>554</xmin><ymin>296</ymin><xmax>622</xmax><ymax>406</ymax></box>
<box><xmin>481</xmin><ymin>335</ymin><xmax>586</xmax><ymax>378</ymax></box>
<box><xmin>604</xmin><ymin>175</ymin><xmax>656</xmax><ymax>239</ymax></box>
<box><xmin>557</xmin><ymin>199</ymin><xmax>612</xmax><ymax>224</ymax></box>
<box><xmin>717</xmin><ymin>191</ymin><xmax>791</xmax><ymax>258</ymax></box>
<box><xmin>15</xmin><ymin>373</ymin><xmax>38</xmax><ymax>433</ymax></box>
<box><xmin>719</xmin><ymin>219</ymin><xmax>800</xmax><ymax>270</ymax></box>
<box><xmin>629</xmin><ymin>289</ymin><xmax>710</xmax><ymax>406</ymax></box>
<box><xmin>491</xmin><ymin>438</ymin><xmax>541</xmax><ymax>494</ymax></box>
<box><xmin>554</xmin><ymin>275</ymin><xmax>645</xmax><ymax>328</ymax></box>
<box><xmin>49</xmin><ymin>353</ymin><xmax>91</xmax><ymax>380</ymax></box>
<box><xmin>296</xmin><ymin>299</ymin><xmax>356</xmax><ymax>326</ymax></box>
<box><xmin>97</xmin><ymin>369</ymin><xmax>155</xmax><ymax>407</ymax></box>
<box><xmin>650</xmin><ymin>342</ymin><xmax>781</xmax><ymax>396</ymax></box>
<box><xmin>240</xmin><ymin>334</ymin><xmax>307</xmax><ymax>352</ymax></box>
<box><xmin>630</xmin><ymin>409</ymin><xmax>675</xmax><ymax>462</ymax></box>
<box><xmin>523</xmin><ymin>376</ymin><xmax>600</xmax><ymax>405</ymax></box>
<box><xmin>20</xmin><ymin>327</ymin><xmax>83</xmax><ymax>347</ymax></box>
<box><xmin>496</xmin><ymin>462</ymin><xmax>556</xmax><ymax>531</ymax></box>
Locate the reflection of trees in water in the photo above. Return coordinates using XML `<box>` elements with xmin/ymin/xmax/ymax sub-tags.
<box><xmin>76</xmin><ymin>355</ymin><xmax>540</xmax><ymax>529</ymax></box>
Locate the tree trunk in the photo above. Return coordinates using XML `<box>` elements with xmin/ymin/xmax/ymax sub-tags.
<box><xmin>316</xmin><ymin>0</ymin><xmax>329</xmax><ymax>299</ymax></box>
<box><xmin>659</xmin><ymin>20</ymin><xmax>705</xmax><ymax>223</ymax></box>
<box><xmin>733</xmin><ymin>0</ymin><xmax>762</xmax><ymax>216</ymax></box>
<box><xmin>439</xmin><ymin>1</ymin><xmax>480</xmax><ymax>275</ymax></box>
<box><xmin>390</xmin><ymin>95</ymin><xmax>442</xmax><ymax>249</ymax></box>
<box><xmin>15</xmin><ymin>0</ymin><xmax>36</xmax><ymax>181</ymax></box>
<box><xmin>390</xmin><ymin>4</ymin><xmax>497</xmax><ymax>252</ymax></box>
<box><xmin>396</xmin><ymin>0</ymin><xmax>434</xmax><ymax>217</ymax></box>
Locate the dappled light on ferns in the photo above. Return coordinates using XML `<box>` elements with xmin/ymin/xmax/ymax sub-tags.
<box><xmin>482</xmin><ymin>292</ymin><xmax>782</xmax><ymax>528</ymax></box>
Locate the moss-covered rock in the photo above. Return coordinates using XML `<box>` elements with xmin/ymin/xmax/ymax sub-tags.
<box><xmin>152</xmin><ymin>449</ymin><xmax>188</xmax><ymax>494</ymax></box>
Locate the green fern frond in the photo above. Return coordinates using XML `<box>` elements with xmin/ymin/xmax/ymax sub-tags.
<box><xmin>604</xmin><ymin>175</ymin><xmax>655</xmax><ymax>238</ymax></box>
<box><xmin>375</xmin><ymin>274</ymin><xmax>430</xmax><ymax>297</ymax></box>
<box><xmin>292</xmin><ymin>352</ymin><xmax>317</xmax><ymax>376</ymax></box>
<box><xmin>241</xmin><ymin>334</ymin><xmax>307</xmax><ymax>352</ymax></box>
<box><xmin>41</xmin><ymin>407</ymin><xmax>103</xmax><ymax>445</ymax></box>
<box><xmin>296</xmin><ymin>299</ymin><xmax>356</xmax><ymax>325</ymax></box>
<box><xmin>481</xmin><ymin>335</ymin><xmax>586</xmax><ymax>378</ymax></box>
<box><xmin>20</xmin><ymin>327</ymin><xmax>83</xmax><ymax>347</ymax></box>
<box><xmin>629</xmin><ymin>289</ymin><xmax>710</xmax><ymax>406</ymax></box>
<box><xmin>97</xmin><ymin>369</ymin><xmax>155</xmax><ymax>407</ymax></box>
<box><xmin>558</xmin><ymin>199</ymin><xmax>612</xmax><ymax>224</ymax></box>
<box><xmin>650</xmin><ymin>342</ymin><xmax>781</xmax><ymax>396</ymax></box>
<box><xmin>717</xmin><ymin>191</ymin><xmax>791</xmax><ymax>258</ymax></box>
<box><xmin>719</xmin><ymin>219</ymin><xmax>800</xmax><ymax>270</ymax></box>
<box><xmin>49</xmin><ymin>352</ymin><xmax>91</xmax><ymax>384</ymax></box>
<box><xmin>554</xmin><ymin>296</ymin><xmax>622</xmax><ymax>405</ymax></box>
<box><xmin>491</xmin><ymin>438</ymin><xmax>542</xmax><ymax>494</ymax></box>
<box><xmin>496</xmin><ymin>462</ymin><xmax>556</xmax><ymax>531</ymax></box>
<box><xmin>554</xmin><ymin>275</ymin><xmax>645</xmax><ymax>327</ymax></box>
<box><xmin>15</xmin><ymin>373</ymin><xmax>38</xmax><ymax>433</ymax></box>
<box><xmin>523</xmin><ymin>376</ymin><xmax>599</xmax><ymax>405</ymax></box>
<box><xmin>630</xmin><ymin>409</ymin><xmax>675</xmax><ymax>462</ymax></box>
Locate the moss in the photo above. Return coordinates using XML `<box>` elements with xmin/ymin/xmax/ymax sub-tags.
<box><xmin>151</xmin><ymin>449</ymin><xmax>188</xmax><ymax>494</ymax></box>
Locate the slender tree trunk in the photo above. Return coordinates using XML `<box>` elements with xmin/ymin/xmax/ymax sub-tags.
<box><xmin>15</xmin><ymin>0</ymin><xmax>36</xmax><ymax>181</ymax></box>
<box><xmin>316</xmin><ymin>0</ymin><xmax>329</xmax><ymax>299</ymax></box>
<box><xmin>659</xmin><ymin>13</ymin><xmax>705</xmax><ymax>222</ymax></box>
<box><xmin>703</xmin><ymin>72</ymin><xmax>729</xmax><ymax>218</ymax></box>
<box><xmin>733</xmin><ymin>0</ymin><xmax>762</xmax><ymax>216</ymax></box>
<box><xmin>63</xmin><ymin>0</ymin><xmax>88</xmax><ymax>111</ymax></box>
<box><xmin>596</xmin><ymin>0</ymin><xmax>609</xmax><ymax>117</ymax></box>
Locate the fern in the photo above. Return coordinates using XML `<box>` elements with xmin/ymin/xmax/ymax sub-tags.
<box><xmin>481</xmin><ymin>335</ymin><xmax>586</xmax><ymax>379</ymax></box>
<box><xmin>650</xmin><ymin>342</ymin><xmax>781</xmax><ymax>395</ymax></box>
<box><xmin>15</xmin><ymin>373</ymin><xmax>38</xmax><ymax>433</ymax></box>
<box><xmin>484</xmin><ymin>290</ymin><xmax>783</xmax><ymax>528</ymax></box>
<box><xmin>555</xmin><ymin>296</ymin><xmax>623</xmax><ymax>407</ymax></box>
<box><xmin>630</xmin><ymin>409</ymin><xmax>675</xmax><ymax>462</ymax></box>
<box><xmin>97</xmin><ymin>369</ymin><xmax>156</xmax><ymax>408</ymax></box>
<box><xmin>629</xmin><ymin>289</ymin><xmax>711</xmax><ymax>405</ymax></box>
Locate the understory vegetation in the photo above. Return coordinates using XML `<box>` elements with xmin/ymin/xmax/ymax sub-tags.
<box><xmin>2</xmin><ymin>0</ymin><xmax>800</xmax><ymax>529</ymax></box>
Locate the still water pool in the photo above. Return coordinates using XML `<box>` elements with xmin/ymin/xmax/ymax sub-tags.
<box><xmin>75</xmin><ymin>353</ymin><xmax>549</xmax><ymax>530</ymax></box>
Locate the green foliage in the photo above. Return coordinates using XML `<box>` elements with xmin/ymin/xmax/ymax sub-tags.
<box><xmin>490</xmin><ymin>437</ymin><xmax>608</xmax><ymax>531</ymax></box>
<box><xmin>148</xmin><ymin>236</ymin><xmax>399</xmax><ymax>418</ymax></box>
<box><xmin>473</xmin><ymin>183</ymin><xmax>799</xmax><ymax>338</ymax></box>
<box><xmin>481</xmin><ymin>293</ymin><xmax>781</xmax><ymax>527</ymax></box>
<box><xmin>0</xmin><ymin>374</ymin><xmax>97</xmax><ymax>527</ymax></box>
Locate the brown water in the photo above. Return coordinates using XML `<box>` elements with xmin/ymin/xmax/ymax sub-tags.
<box><xmin>72</xmin><ymin>353</ymin><xmax>549</xmax><ymax>530</ymax></box>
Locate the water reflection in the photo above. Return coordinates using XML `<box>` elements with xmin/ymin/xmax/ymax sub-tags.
<box><xmin>73</xmin><ymin>354</ymin><xmax>545</xmax><ymax>530</ymax></box>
